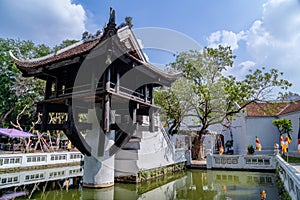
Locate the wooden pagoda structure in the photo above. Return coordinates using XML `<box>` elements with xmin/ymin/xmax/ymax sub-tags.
<box><xmin>10</xmin><ymin>8</ymin><xmax>178</xmax><ymax>157</ymax></box>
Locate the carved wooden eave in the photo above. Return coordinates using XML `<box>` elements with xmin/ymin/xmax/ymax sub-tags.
<box><xmin>9</xmin><ymin>39</ymin><xmax>101</xmax><ymax>77</ymax></box>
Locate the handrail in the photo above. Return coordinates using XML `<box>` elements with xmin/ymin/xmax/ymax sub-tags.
<box><xmin>276</xmin><ymin>155</ymin><xmax>300</xmax><ymax>200</ymax></box>
<box><xmin>160</xmin><ymin>123</ymin><xmax>175</xmax><ymax>152</ymax></box>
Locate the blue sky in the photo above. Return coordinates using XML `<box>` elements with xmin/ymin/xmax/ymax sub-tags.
<box><xmin>1</xmin><ymin>0</ymin><xmax>300</xmax><ymax>93</ymax></box>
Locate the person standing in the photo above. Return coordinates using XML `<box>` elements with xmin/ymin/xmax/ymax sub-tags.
<box><xmin>67</xmin><ymin>140</ymin><xmax>72</xmax><ymax>151</ymax></box>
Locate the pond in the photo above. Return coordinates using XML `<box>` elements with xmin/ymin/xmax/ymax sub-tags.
<box><xmin>0</xmin><ymin>166</ymin><xmax>278</xmax><ymax>200</ymax></box>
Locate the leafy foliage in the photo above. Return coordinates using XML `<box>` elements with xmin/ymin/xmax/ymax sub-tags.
<box><xmin>247</xmin><ymin>145</ymin><xmax>255</xmax><ymax>154</ymax></box>
<box><xmin>156</xmin><ymin>45</ymin><xmax>292</xmax><ymax>136</ymax></box>
<box><xmin>272</xmin><ymin>118</ymin><xmax>293</xmax><ymax>135</ymax></box>
<box><xmin>155</xmin><ymin>78</ymin><xmax>193</xmax><ymax>134</ymax></box>
<box><xmin>0</xmin><ymin>39</ymin><xmax>50</xmax><ymax>128</ymax></box>
<box><xmin>0</xmin><ymin>38</ymin><xmax>77</xmax><ymax>129</ymax></box>
<box><xmin>53</xmin><ymin>39</ymin><xmax>78</xmax><ymax>52</ymax></box>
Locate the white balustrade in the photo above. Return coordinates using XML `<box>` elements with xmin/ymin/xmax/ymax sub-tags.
<box><xmin>276</xmin><ymin>155</ymin><xmax>300</xmax><ymax>200</ymax></box>
<box><xmin>206</xmin><ymin>154</ymin><xmax>276</xmax><ymax>170</ymax></box>
<box><xmin>0</xmin><ymin>151</ymin><xmax>83</xmax><ymax>169</ymax></box>
<box><xmin>0</xmin><ymin>165</ymin><xmax>83</xmax><ymax>189</ymax></box>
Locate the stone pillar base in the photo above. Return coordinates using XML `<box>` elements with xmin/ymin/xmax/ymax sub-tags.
<box><xmin>83</xmin><ymin>155</ymin><xmax>115</xmax><ymax>188</ymax></box>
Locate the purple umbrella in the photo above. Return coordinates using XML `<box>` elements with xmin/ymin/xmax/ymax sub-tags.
<box><xmin>0</xmin><ymin>191</ymin><xmax>28</xmax><ymax>200</ymax></box>
<box><xmin>0</xmin><ymin>128</ymin><xmax>34</xmax><ymax>138</ymax></box>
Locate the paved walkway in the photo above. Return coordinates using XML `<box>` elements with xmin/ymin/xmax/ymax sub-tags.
<box><xmin>289</xmin><ymin>163</ymin><xmax>300</xmax><ymax>173</ymax></box>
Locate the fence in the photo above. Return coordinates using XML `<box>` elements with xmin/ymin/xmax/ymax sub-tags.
<box><xmin>0</xmin><ymin>165</ymin><xmax>83</xmax><ymax>189</ymax></box>
<box><xmin>0</xmin><ymin>151</ymin><xmax>82</xmax><ymax>170</ymax></box>
<box><xmin>206</xmin><ymin>154</ymin><xmax>276</xmax><ymax>170</ymax></box>
<box><xmin>276</xmin><ymin>155</ymin><xmax>300</xmax><ymax>200</ymax></box>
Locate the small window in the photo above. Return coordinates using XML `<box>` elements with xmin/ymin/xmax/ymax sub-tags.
<box><xmin>4</xmin><ymin>159</ymin><xmax>9</xmax><ymax>164</ymax></box>
<box><xmin>13</xmin><ymin>177</ymin><xmax>18</xmax><ymax>182</ymax></box>
<box><xmin>25</xmin><ymin>175</ymin><xmax>29</xmax><ymax>180</ymax></box>
<box><xmin>2</xmin><ymin>178</ymin><xmax>7</xmax><ymax>183</ymax></box>
<box><xmin>8</xmin><ymin>177</ymin><xmax>12</xmax><ymax>183</ymax></box>
<box><xmin>27</xmin><ymin>157</ymin><xmax>31</xmax><ymax>162</ymax></box>
<box><xmin>15</xmin><ymin>158</ymin><xmax>20</xmax><ymax>163</ymax></box>
<box><xmin>10</xmin><ymin>159</ymin><xmax>14</xmax><ymax>164</ymax></box>
<box><xmin>264</xmin><ymin>160</ymin><xmax>270</xmax><ymax>165</ymax></box>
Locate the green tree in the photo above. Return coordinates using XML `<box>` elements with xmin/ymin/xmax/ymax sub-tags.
<box><xmin>155</xmin><ymin>78</ymin><xmax>193</xmax><ymax>134</ymax></box>
<box><xmin>0</xmin><ymin>39</ymin><xmax>50</xmax><ymax>128</ymax></box>
<box><xmin>272</xmin><ymin>118</ymin><xmax>293</xmax><ymax>139</ymax></box>
<box><xmin>0</xmin><ymin>38</ymin><xmax>78</xmax><ymax>128</ymax></box>
<box><xmin>53</xmin><ymin>39</ymin><xmax>78</xmax><ymax>52</ymax></box>
<box><xmin>157</xmin><ymin>45</ymin><xmax>291</xmax><ymax>138</ymax></box>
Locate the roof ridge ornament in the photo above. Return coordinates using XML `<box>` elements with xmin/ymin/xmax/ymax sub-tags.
<box><xmin>109</xmin><ymin>7</ymin><xmax>116</xmax><ymax>24</ymax></box>
<box><xmin>117</xmin><ymin>16</ymin><xmax>133</xmax><ymax>29</ymax></box>
<box><xmin>81</xmin><ymin>29</ymin><xmax>103</xmax><ymax>42</ymax></box>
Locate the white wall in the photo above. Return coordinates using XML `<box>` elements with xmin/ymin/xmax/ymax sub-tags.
<box><xmin>246</xmin><ymin>116</ymin><xmax>279</xmax><ymax>151</ymax></box>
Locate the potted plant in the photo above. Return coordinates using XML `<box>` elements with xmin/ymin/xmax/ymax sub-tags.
<box><xmin>225</xmin><ymin>140</ymin><xmax>234</xmax><ymax>154</ymax></box>
<box><xmin>247</xmin><ymin>145</ymin><xmax>255</xmax><ymax>155</ymax></box>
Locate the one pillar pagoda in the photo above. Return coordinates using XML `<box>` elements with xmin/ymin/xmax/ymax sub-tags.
<box><xmin>10</xmin><ymin>8</ymin><xmax>184</xmax><ymax>187</ymax></box>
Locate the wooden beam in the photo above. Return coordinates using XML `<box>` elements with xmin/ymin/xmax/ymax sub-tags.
<box><xmin>35</xmin><ymin>123</ymin><xmax>92</xmax><ymax>131</ymax></box>
<box><xmin>116</xmin><ymin>70</ymin><xmax>120</xmax><ymax>93</ymax></box>
<box><xmin>37</xmin><ymin>103</ymin><xmax>68</xmax><ymax>113</ymax></box>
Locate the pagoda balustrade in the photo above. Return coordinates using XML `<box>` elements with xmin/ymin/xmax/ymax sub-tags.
<box><xmin>43</xmin><ymin>77</ymin><xmax>154</xmax><ymax>106</ymax></box>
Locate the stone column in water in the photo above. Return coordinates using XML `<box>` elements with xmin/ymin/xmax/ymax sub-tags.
<box><xmin>83</xmin><ymin>108</ymin><xmax>115</xmax><ymax>188</ymax></box>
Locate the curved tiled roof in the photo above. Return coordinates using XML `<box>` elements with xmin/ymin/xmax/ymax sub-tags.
<box><xmin>246</xmin><ymin>100</ymin><xmax>300</xmax><ymax>117</ymax></box>
<box><xmin>10</xmin><ymin>24</ymin><xmax>180</xmax><ymax>84</ymax></box>
<box><xmin>10</xmin><ymin>39</ymin><xmax>101</xmax><ymax>70</ymax></box>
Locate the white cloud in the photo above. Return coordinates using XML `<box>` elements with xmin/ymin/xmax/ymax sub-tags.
<box><xmin>245</xmin><ymin>0</ymin><xmax>300</xmax><ymax>92</ymax></box>
<box><xmin>208</xmin><ymin>0</ymin><xmax>300</xmax><ymax>92</ymax></box>
<box><xmin>238</xmin><ymin>60</ymin><xmax>256</xmax><ymax>74</ymax></box>
<box><xmin>0</xmin><ymin>0</ymin><xmax>86</xmax><ymax>46</ymax></box>
<box><xmin>207</xmin><ymin>30</ymin><xmax>246</xmax><ymax>50</ymax></box>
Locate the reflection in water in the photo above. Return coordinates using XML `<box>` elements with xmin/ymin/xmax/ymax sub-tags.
<box><xmin>0</xmin><ymin>167</ymin><xmax>278</xmax><ymax>200</ymax></box>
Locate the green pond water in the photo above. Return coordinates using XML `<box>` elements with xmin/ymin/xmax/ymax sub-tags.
<box><xmin>1</xmin><ymin>168</ymin><xmax>278</xmax><ymax>200</ymax></box>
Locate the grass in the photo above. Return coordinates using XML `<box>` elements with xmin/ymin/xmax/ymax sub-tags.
<box><xmin>282</xmin><ymin>155</ymin><xmax>300</xmax><ymax>163</ymax></box>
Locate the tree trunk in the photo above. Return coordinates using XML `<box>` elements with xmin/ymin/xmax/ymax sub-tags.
<box><xmin>168</xmin><ymin>119</ymin><xmax>178</xmax><ymax>135</ymax></box>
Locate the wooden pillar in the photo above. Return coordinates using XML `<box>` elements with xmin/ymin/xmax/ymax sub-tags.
<box><xmin>106</xmin><ymin>68</ymin><xmax>111</xmax><ymax>91</ymax></box>
<box><xmin>41</xmin><ymin>103</ymin><xmax>48</xmax><ymax>132</ymax></box>
<box><xmin>54</xmin><ymin>78</ymin><xmax>59</xmax><ymax>97</ymax></box>
<box><xmin>149</xmin><ymin>108</ymin><xmax>155</xmax><ymax>132</ymax></box>
<box><xmin>149</xmin><ymin>85</ymin><xmax>154</xmax><ymax>104</ymax></box>
<box><xmin>116</xmin><ymin>70</ymin><xmax>120</xmax><ymax>93</ymax></box>
<box><xmin>102</xmin><ymin>69</ymin><xmax>111</xmax><ymax>134</ymax></box>
<box><xmin>45</xmin><ymin>77</ymin><xmax>53</xmax><ymax>99</ymax></box>
<box><xmin>143</xmin><ymin>85</ymin><xmax>148</xmax><ymax>102</ymax></box>
<box><xmin>91</xmin><ymin>73</ymin><xmax>95</xmax><ymax>92</ymax></box>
